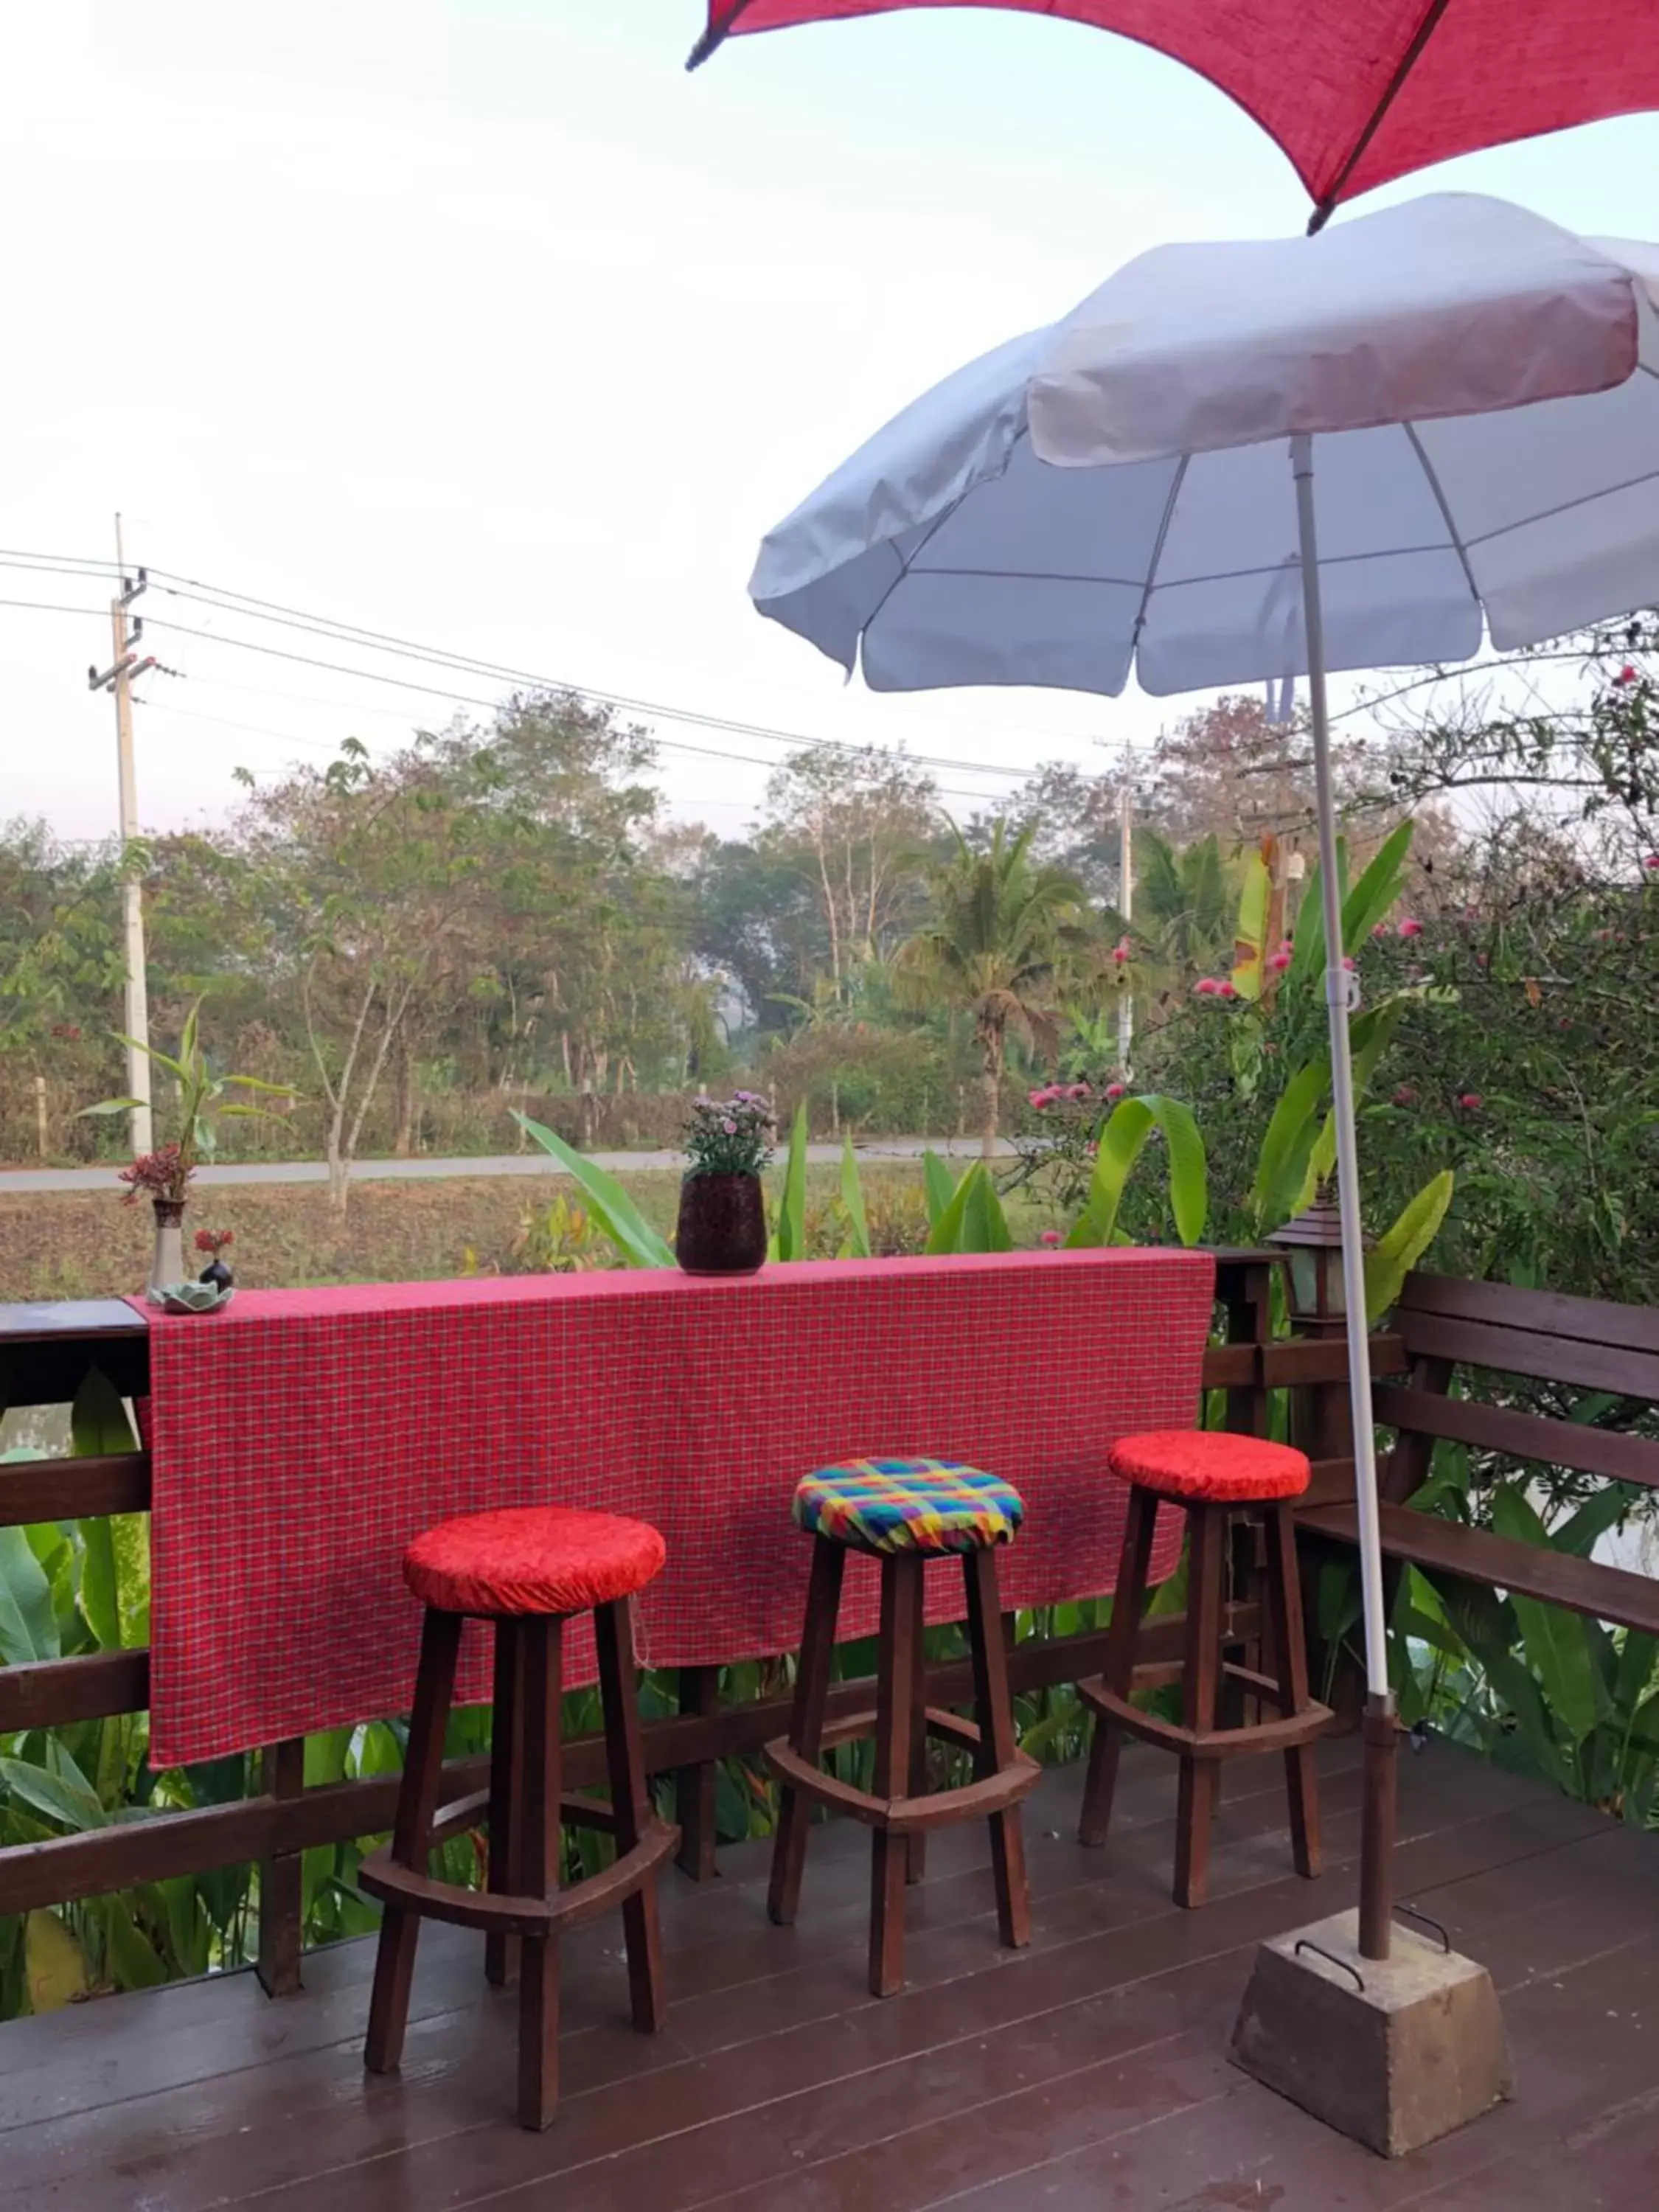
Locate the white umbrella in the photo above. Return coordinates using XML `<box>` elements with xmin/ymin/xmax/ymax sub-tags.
<box><xmin>749</xmin><ymin>189</ymin><xmax>1659</xmax><ymax>1958</ymax></box>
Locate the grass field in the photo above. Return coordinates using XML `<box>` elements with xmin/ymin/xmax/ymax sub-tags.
<box><xmin>0</xmin><ymin>1163</ymin><xmax>949</xmax><ymax>1304</ymax></box>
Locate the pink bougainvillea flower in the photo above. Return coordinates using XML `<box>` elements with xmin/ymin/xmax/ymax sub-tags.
<box><xmin>1458</xmin><ymin>1092</ymin><xmax>1484</xmax><ymax>1110</ymax></box>
<box><xmin>1105</xmin><ymin>1082</ymin><xmax>1126</xmax><ymax>1102</ymax></box>
<box><xmin>1040</xmin><ymin>1228</ymin><xmax>1063</xmax><ymax>1248</ymax></box>
<box><xmin>1398</xmin><ymin>917</ymin><xmax>1424</xmax><ymax>938</ymax></box>
<box><xmin>1268</xmin><ymin>950</ymin><xmax>1293</xmax><ymax>973</ymax></box>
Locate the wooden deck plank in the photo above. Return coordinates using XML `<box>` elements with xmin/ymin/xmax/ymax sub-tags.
<box><xmin>0</xmin><ymin>1742</ymin><xmax>1649</xmax><ymax>2212</ymax></box>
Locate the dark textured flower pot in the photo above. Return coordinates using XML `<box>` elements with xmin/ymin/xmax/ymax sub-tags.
<box><xmin>676</xmin><ymin>1171</ymin><xmax>767</xmax><ymax>1276</ymax></box>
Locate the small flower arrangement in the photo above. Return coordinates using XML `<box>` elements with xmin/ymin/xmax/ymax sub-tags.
<box><xmin>195</xmin><ymin>1228</ymin><xmax>234</xmax><ymax>1259</ymax></box>
<box><xmin>682</xmin><ymin>1091</ymin><xmax>777</xmax><ymax>1178</ymax></box>
<box><xmin>119</xmin><ymin>1142</ymin><xmax>192</xmax><ymax>1207</ymax></box>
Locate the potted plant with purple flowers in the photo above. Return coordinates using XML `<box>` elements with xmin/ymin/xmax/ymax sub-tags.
<box><xmin>675</xmin><ymin>1091</ymin><xmax>776</xmax><ymax>1276</ymax></box>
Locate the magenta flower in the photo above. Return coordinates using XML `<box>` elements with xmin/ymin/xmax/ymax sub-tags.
<box><xmin>1268</xmin><ymin>950</ymin><xmax>1292</xmax><ymax>973</ymax></box>
<box><xmin>1371</xmin><ymin>922</ymin><xmax>1389</xmax><ymax>939</ymax></box>
<box><xmin>1645</xmin><ymin>855</ymin><xmax>1659</xmax><ymax>871</ymax></box>
<box><xmin>1618</xmin><ymin>664</ymin><xmax>1639</xmax><ymax>686</ymax></box>
<box><xmin>1342</xmin><ymin>956</ymin><xmax>1357</xmax><ymax>972</ymax></box>
<box><xmin>1392</xmin><ymin>1085</ymin><xmax>1418</xmax><ymax>1107</ymax></box>
<box><xmin>721</xmin><ymin>1119</ymin><xmax>738</xmax><ymax>1135</ymax></box>
<box><xmin>1105</xmin><ymin>1082</ymin><xmax>1126</xmax><ymax>1102</ymax></box>
<box><xmin>1040</xmin><ymin>1228</ymin><xmax>1063</xmax><ymax>1248</ymax></box>
<box><xmin>1458</xmin><ymin>1092</ymin><xmax>1484</xmax><ymax>1110</ymax></box>
<box><xmin>1028</xmin><ymin>1087</ymin><xmax>1051</xmax><ymax>1110</ymax></box>
<box><xmin>1194</xmin><ymin>978</ymin><xmax>1219</xmax><ymax>996</ymax></box>
<box><xmin>1398</xmin><ymin>917</ymin><xmax>1424</xmax><ymax>939</ymax></box>
<box><xmin>1066</xmin><ymin>1081</ymin><xmax>1090</xmax><ymax>1101</ymax></box>
<box><xmin>1217</xmin><ymin>980</ymin><xmax>1238</xmax><ymax>998</ymax></box>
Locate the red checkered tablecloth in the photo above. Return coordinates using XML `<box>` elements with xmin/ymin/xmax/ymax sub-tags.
<box><xmin>137</xmin><ymin>1248</ymin><xmax>1214</xmax><ymax>1766</ymax></box>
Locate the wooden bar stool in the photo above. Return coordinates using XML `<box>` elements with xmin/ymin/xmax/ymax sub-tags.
<box><xmin>1077</xmin><ymin>1432</ymin><xmax>1331</xmax><ymax>1908</ymax></box>
<box><xmin>361</xmin><ymin>1506</ymin><xmax>678</xmax><ymax>2130</ymax></box>
<box><xmin>765</xmin><ymin>1456</ymin><xmax>1040</xmax><ymax>1997</ymax></box>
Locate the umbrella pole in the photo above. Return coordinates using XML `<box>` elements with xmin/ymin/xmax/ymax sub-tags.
<box><xmin>1290</xmin><ymin>432</ymin><xmax>1397</xmax><ymax>1963</ymax></box>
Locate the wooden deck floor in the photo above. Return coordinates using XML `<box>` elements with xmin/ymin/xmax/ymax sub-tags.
<box><xmin>3</xmin><ymin>1736</ymin><xmax>1658</xmax><ymax>2210</ymax></box>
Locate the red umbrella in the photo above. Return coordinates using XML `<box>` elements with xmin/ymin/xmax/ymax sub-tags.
<box><xmin>687</xmin><ymin>1</ymin><xmax>1659</xmax><ymax>226</ymax></box>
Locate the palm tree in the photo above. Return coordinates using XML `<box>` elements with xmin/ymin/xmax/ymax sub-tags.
<box><xmin>896</xmin><ymin>820</ymin><xmax>1091</xmax><ymax>1157</ymax></box>
<box><xmin>1132</xmin><ymin>829</ymin><xmax>1237</xmax><ymax>983</ymax></box>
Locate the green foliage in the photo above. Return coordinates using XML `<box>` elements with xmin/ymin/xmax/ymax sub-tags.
<box><xmin>924</xmin><ymin>1159</ymin><xmax>1014</xmax><ymax>1254</ymax></box>
<box><xmin>79</xmin><ymin>999</ymin><xmax>296</xmax><ymax>1182</ymax></box>
<box><xmin>512</xmin><ymin>1112</ymin><xmax>675</xmax><ymax>1267</ymax></box>
<box><xmin>770</xmin><ymin>1102</ymin><xmax>810</xmax><ymax>1262</ymax></box>
<box><xmin>838</xmin><ymin>1136</ymin><xmax>872</xmax><ymax>1259</ymax></box>
<box><xmin>1066</xmin><ymin>1095</ymin><xmax>1207</xmax><ymax>1249</ymax></box>
<box><xmin>1365</xmin><ymin>1169</ymin><xmax>1455</xmax><ymax>1322</ymax></box>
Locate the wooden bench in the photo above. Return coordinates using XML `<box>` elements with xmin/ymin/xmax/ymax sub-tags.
<box><xmin>1300</xmin><ymin>1271</ymin><xmax>1659</xmax><ymax>1635</ymax></box>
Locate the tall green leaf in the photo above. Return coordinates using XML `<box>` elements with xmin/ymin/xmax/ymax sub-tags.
<box><xmin>71</xmin><ymin>1366</ymin><xmax>141</xmax><ymax>1652</ymax></box>
<box><xmin>772</xmin><ymin>1103</ymin><xmax>810</xmax><ymax>1262</ymax></box>
<box><xmin>1068</xmin><ymin>1094</ymin><xmax>1207</xmax><ymax>1249</ymax></box>
<box><xmin>511</xmin><ymin>1113</ymin><xmax>674</xmax><ymax>1268</ymax></box>
<box><xmin>959</xmin><ymin>1165</ymin><xmax>1014</xmax><ymax>1253</ymax></box>
<box><xmin>925</xmin><ymin>1161</ymin><xmax>983</xmax><ymax>1256</ymax></box>
<box><xmin>1340</xmin><ymin>818</ymin><xmax>1414</xmax><ymax>953</ymax></box>
<box><xmin>0</xmin><ymin>1754</ymin><xmax>107</xmax><ymax>1832</ymax></box>
<box><xmin>1306</xmin><ymin>1001</ymin><xmax>1405</xmax><ymax>1192</ymax></box>
<box><xmin>1490</xmin><ymin>1484</ymin><xmax>1601</xmax><ymax>1747</ymax></box>
<box><xmin>838</xmin><ymin>1137</ymin><xmax>871</xmax><ymax>1260</ymax></box>
<box><xmin>1251</xmin><ymin>1058</ymin><xmax>1330</xmax><ymax>1231</ymax></box>
<box><xmin>922</xmin><ymin>1150</ymin><xmax>956</xmax><ymax>1230</ymax></box>
<box><xmin>1364</xmin><ymin>1170</ymin><xmax>1455</xmax><ymax>1323</ymax></box>
<box><xmin>0</xmin><ymin>1526</ymin><xmax>58</xmax><ymax>1665</ymax></box>
<box><xmin>1230</xmin><ymin>846</ymin><xmax>1273</xmax><ymax>1002</ymax></box>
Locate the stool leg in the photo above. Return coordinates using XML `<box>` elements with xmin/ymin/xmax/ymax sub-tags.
<box><xmin>1266</xmin><ymin>1500</ymin><xmax>1322</xmax><ymax>1879</ymax></box>
<box><xmin>516</xmin><ymin>1615</ymin><xmax>563</xmax><ymax>2132</ymax></box>
<box><xmin>595</xmin><ymin>1596</ymin><xmax>667</xmax><ymax>2035</ymax></box>
<box><xmin>768</xmin><ymin>1537</ymin><xmax>845</xmax><ymax>1927</ymax></box>
<box><xmin>870</xmin><ymin>1552</ymin><xmax>920</xmax><ymax>1997</ymax></box>
<box><xmin>365</xmin><ymin>1607</ymin><xmax>462</xmax><ymax>2075</ymax></box>
<box><xmin>486</xmin><ymin>1617</ymin><xmax>525</xmax><ymax>1989</ymax></box>
<box><xmin>1079</xmin><ymin>1486</ymin><xmax>1155</xmax><ymax>1848</ymax></box>
<box><xmin>964</xmin><ymin>1547</ymin><xmax>1030</xmax><ymax>1952</ymax></box>
<box><xmin>1174</xmin><ymin>1503</ymin><xmax>1225</xmax><ymax>1910</ymax></box>
<box><xmin>906</xmin><ymin>1559</ymin><xmax>929</xmax><ymax>1887</ymax></box>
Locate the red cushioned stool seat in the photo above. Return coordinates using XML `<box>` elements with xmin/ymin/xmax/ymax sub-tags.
<box><xmin>1107</xmin><ymin>1430</ymin><xmax>1310</xmax><ymax>1503</ymax></box>
<box><xmin>403</xmin><ymin>1506</ymin><xmax>666</xmax><ymax>1617</ymax></box>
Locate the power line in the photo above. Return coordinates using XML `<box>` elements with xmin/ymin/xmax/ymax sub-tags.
<box><xmin>0</xmin><ymin>545</ymin><xmax>1046</xmax><ymax>783</ymax></box>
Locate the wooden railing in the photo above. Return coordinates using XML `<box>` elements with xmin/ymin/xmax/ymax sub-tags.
<box><xmin>0</xmin><ymin>1258</ymin><xmax>1384</xmax><ymax>1995</ymax></box>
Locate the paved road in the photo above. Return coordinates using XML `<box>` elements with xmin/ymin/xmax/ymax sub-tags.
<box><xmin>0</xmin><ymin>1137</ymin><xmax>1008</xmax><ymax>1195</ymax></box>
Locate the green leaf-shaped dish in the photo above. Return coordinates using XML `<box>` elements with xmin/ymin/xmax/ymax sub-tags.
<box><xmin>146</xmin><ymin>1281</ymin><xmax>236</xmax><ymax>1315</ymax></box>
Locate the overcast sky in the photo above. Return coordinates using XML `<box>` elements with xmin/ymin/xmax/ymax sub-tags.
<box><xmin>6</xmin><ymin>1</ymin><xmax>1658</xmax><ymax>847</ymax></box>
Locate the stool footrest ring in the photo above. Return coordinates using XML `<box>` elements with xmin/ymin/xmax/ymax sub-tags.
<box><xmin>361</xmin><ymin>1815</ymin><xmax>678</xmax><ymax>1937</ymax></box>
<box><xmin>1077</xmin><ymin>1678</ymin><xmax>1333</xmax><ymax>1762</ymax></box>
<box><xmin>765</xmin><ymin>1712</ymin><xmax>1040</xmax><ymax>1832</ymax></box>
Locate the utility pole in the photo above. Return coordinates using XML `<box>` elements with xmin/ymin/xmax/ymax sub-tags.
<box><xmin>88</xmin><ymin>515</ymin><xmax>158</xmax><ymax>1156</ymax></box>
<box><xmin>1116</xmin><ymin>751</ymin><xmax>1134</xmax><ymax>1079</ymax></box>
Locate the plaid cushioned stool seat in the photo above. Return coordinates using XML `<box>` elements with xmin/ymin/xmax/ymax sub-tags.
<box><xmin>1107</xmin><ymin>1430</ymin><xmax>1310</xmax><ymax>1503</ymax></box>
<box><xmin>792</xmin><ymin>1457</ymin><xmax>1024</xmax><ymax>1556</ymax></box>
<box><xmin>403</xmin><ymin>1506</ymin><xmax>667</xmax><ymax>1617</ymax></box>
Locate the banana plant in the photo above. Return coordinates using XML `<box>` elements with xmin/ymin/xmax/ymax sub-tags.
<box><xmin>1066</xmin><ymin>1093</ymin><xmax>1208</xmax><ymax>1249</ymax></box>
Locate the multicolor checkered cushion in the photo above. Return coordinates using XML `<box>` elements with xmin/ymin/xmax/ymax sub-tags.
<box><xmin>793</xmin><ymin>1458</ymin><xmax>1023</xmax><ymax>1556</ymax></box>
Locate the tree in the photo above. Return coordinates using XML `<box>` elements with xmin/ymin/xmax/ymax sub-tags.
<box><xmin>895</xmin><ymin>819</ymin><xmax>1091</xmax><ymax>1157</ymax></box>
<box><xmin>756</xmin><ymin>744</ymin><xmax>939</xmax><ymax>996</ymax></box>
